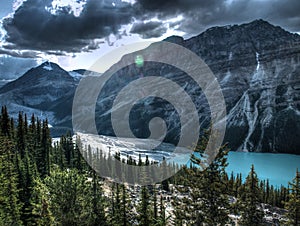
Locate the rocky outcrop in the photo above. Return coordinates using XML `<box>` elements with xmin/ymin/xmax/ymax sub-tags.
<box><xmin>1</xmin><ymin>20</ymin><xmax>299</xmax><ymax>154</ymax></box>
<box><xmin>93</xmin><ymin>20</ymin><xmax>300</xmax><ymax>154</ymax></box>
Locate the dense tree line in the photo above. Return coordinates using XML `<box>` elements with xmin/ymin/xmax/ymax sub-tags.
<box><xmin>0</xmin><ymin>106</ymin><xmax>170</xmax><ymax>225</ymax></box>
<box><xmin>171</xmin><ymin>131</ymin><xmax>296</xmax><ymax>225</ymax></box>
<box><xmin>0</xmin><ymin>106</ymin><xmax>299</xmax><ymax>225</ymax></box>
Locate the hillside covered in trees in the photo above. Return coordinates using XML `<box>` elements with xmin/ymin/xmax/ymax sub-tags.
<box><xmin>0</xmin><ymin>106</ymin><xmax>299</xmax><ymax>225</ymax></box>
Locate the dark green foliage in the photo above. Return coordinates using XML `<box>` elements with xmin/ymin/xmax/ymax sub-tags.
<box><xmin>0</xmin><ymin>106</ymin><xmax>11</xmax><ymax>137</ymax></box>
<box><xmin>173</xmin><ymin>130</ymin><xmax>231</xmax><ymax>226</ymax></box>
<box><xmin>137</xmin><ymin>186</ymin><xmax>152</xmax><ymax>226</ymax></box>
<box><xmin>0</xmin><ymin>106</ymin><xmax>296</xmax><ymax>226</ymax></box>
<box><xmin>285</xmin><ymin>170</ymin><xmax>300</xmax><ymax>225</ymax></box>
<box><xmin>0</xmin><ymin>137</ymin><xmax>23</xmax><ymax>225</ymax></box>
<box><xmin>89</xmin><ymin>170</ymin><xmax>107</xmax><ymax>226</ymax></box>
<box><xmin>193</xmin><ymin>143</ymin><xmax>231</xmax><ymax>225</ymax></box>
<box><xmin>239</xmin><ymin>165</ymin><xmax>264</xmax><ymax>226</ymax></box>
<box><xmin>17</xmin><ymin>112</ymin><xmax>25</xmax><ymax>158</ymax></box>
<box><xmin>30</xmin><ymin>178</ymin><xmax>55</xmax><ymax>225</ymax></box>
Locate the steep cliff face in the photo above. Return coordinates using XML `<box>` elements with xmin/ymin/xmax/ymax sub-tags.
<box><xmin>93</xmin><ymin>20</ymin><xmax>300</xmax><ymax>154</ymax></box>
<box><xmin>191</xmin><ymin>20</ymin><xmax>300</xmax><ymax>154</ymax></box>
<box><xmin>0</xmin><ymin>20</ymin><xmax>299</xmax><ymax>154</ymax></box>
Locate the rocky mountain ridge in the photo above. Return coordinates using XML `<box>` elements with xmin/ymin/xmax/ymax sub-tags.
<box><xmin>0</xmin><ymin>19</ymin><xmax>299</xmax><ymax>154</ymax></box>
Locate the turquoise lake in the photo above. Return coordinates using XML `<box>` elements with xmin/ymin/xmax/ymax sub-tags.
<box><xmin>173</xmin><ymin>151</ymin><xmax>300</xmax><ymax>187</ymax></box>
<box><xmin>224</xmin><ymin>152</ymin><xmax>300</xmax><ymax>188</ymax></box>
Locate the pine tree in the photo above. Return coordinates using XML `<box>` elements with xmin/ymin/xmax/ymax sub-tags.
<box><xmin>89</xmin><ymin>170</ymin><xmax>107</xmax><ymax>226</ymax></box>
<box><xmin>35</xmin><ymin>119</ymin><xmax>51</xmax><ymax>178</ymax></box>
<box><xmin>18</xmin><ymin>151</ymin><xmax>39</xmax><ymax>224</ymax></box>
<box><xmin>30</xmin><ymin>178</ymin><xmax>55</xmax><ymax>226</ymax></box>
<box><xmin>42</xmin><ymin>167</ymin><xmax>96</xmax><ymax>225</ymax></box>
<box><xmin>154</xmin><ymin>194</ymin><xmax>169</xmax><ymax>226</ymax></box>
<box><xmin>161</xmin><ymin>157</ymin><xmax>169</xmax><ymax>192</ymax></box>
<box><xmin>285</xmin><ymin>170</ymin><xmax>300</xmax><ymax>226</ymax></box>
<box><xmin>194</xmin><ymin>144</ymin><xmax>231</xmax><ymax>225</ymax></box>
<box><xmin>239</xmin><ymin>165</ymin><xmax>264</xmax><ymax>226</ymax></box>
<box><xmin>120</xmin><ymin>184</ymin><xmax>131</xmax><ymax>226</ymax></box>
<box><xmin>0</xmin><ymin>137</ymin><xmax>23</xmax><ymax>225</ymax></box>
<box><xmin>17</xmin><ymin>112</ymin><xmax>26</xmax><ymax>158</ymax></box>
<box><xmin>153</xmin><ymin>186</ymin><xmax>158</xmax><ymax>222</ymax></box>
<box><xmin>172</xmin><ymin>167</ymin><xmax>194</xmax><ymax>225</ymax></box>
<box><xmin>173</xmin><ymin>129</ymin><xmax>231</xmax><ymax>225</ymax></box>
<box><xmin>108</xmin><ymin>182</ymin><xmax>121</xmax><ymax>225</ymax></box>
<box><xmin>137</xmin><ymin>186</ymin><xmax>152</xmax><ymax>226</ymax></box>
<box><xmin>0</xmin><ymin>106</ymin><xmax>11</xmax><ymax>137</ymax></box>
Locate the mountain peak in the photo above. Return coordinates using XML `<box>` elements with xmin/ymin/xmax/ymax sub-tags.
<box><xmin>184</xmin><ymin>19</ymin><xmax>300</xmax><ymax>62</ymax></box>
<box><xmin>163</xmin><ymin>35</ymin><xmax>184</xmax><ymax>44</ymax></box>
<box><xmin>248</xmin><ymin>19</ymin><xmax>271</xmax><ymax>26</ymax></box>
<box><xmin>37</xmin><ymin>61</ymin><xmax>62</xmax><ymax>71</ymax></box>
<box><xmin>243</xmin><ymin>19</ymin><xmax>285</xmax><ymax>32</ymax></box>
<box><xmin>0</xmin><ymin>61</ymin><xmax>75</xmax><ymax>94</ymax></box>
<box><xmin>201</xmin><ymin>19</ymin><xmax>291</xmax><ymax>36</ymax></box>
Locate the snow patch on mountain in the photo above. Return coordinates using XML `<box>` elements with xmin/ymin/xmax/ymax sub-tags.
<box><xmin>68</xmin><ymin>71</ymin><xmax>83</xmax><ymax>81</ymax></box>
<box><xmin>43</xmin><ymin>62</ymin><xmax>53</xmax><ymax>71</ymax></box>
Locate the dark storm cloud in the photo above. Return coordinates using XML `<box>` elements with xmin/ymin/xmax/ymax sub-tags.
<box><xmin>136</xmin><ymin>0</ymin><xmax>300</xmax><ymax>35</ymax></box>
<box><xmin>131</xmin><ymin>21</ymin><xmax>162</xmax><ymax>33</ymax></box>
<box><xmin>130</xmin><ymin>21</ymin><xmax>167</xmax><ymax>38</ymax></box>
<box><xmin>2</xmin><ymin>0</ymin><xmax>134</xmax><ymax>53</ymax></box>
<box><xmin>136</xmin><ymin>0</ymin><xmax>222</xmax><ymax>13</ymax></box>
<box><xmin>1</xmin><ymin>0</ymin><xmax>300</xmax><ymax>57</ymax></box>
<box><xmin>0</xmin><ymin>48</ymin><xmax>40</xmax><ymax>58</ymax></box>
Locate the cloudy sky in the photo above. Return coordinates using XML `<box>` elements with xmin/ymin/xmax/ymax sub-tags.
<box><xmin>0</xmin><ymin>0</ymin><xmax>299</xmax><ymax>74</ymax></box>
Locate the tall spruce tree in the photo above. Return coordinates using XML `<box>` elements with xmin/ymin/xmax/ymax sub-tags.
<box><xmin>239</xmin><ymin>165</ymin><xmax>264</xmax><ymax>226</ymax></box>
<box><xmin>42</xmin><ymin>167</ymin><xmax>96</xmax><ymax>225</ymax></box>
<box><xmin>285</xmin><ymin>170</ymin><xmax>300</xmax><ymax>225</ymax></box>
<box><xmin>192</xmin><ymin>143</ymin><xmax>231</xmax><ymax>225</ymax></box>
<box><xmin>30</xmin><ymin>178</ymin><xmax>55</xmax><ymax>226</ymax></box>
<box><xmin>18</xmin><ymin>151</ymin><xmax>39</xmax><ymax>224</ymax></box>
<box><xmin>0</xmin><ymin>137</ymin><xmax>23</xmax><ymax>225</ymax></box>
<box><xmin>120</xmin><ymin>184</ymin><xmax>131</xmax><ymax>226</ymax></box>
<box><xmin>0</xmin><ymin>106</ymin><xmax>11</xmax><ymax>137</ymax></box>
<box><xmin>173</xmin><ymin>129</ymin><xmax>231</xmax><ymax>225</ymax></box>
<box><xmin>137</xmin><ymin>186</ymin><xmax>152</xmax><ymax>226</ymax></box>
<box><xmin>89</xmin><ymin>170</ymin><xmax>107</xmax><ymax>226</ymax></box>
<box><xmin>17</xmin><ymin>112</ymin><xmax>25</xmax><ymax>158</ymax></box>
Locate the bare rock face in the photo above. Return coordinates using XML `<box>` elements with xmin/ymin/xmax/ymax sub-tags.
<box><xmin>1</xmin><ymin>20</ymin><xmax>300</xmax><ymax>154</ymax></box>
<box><xmin>93</xmin><ymin>20</ymin><xmax>300</xmax><ymax>154</ymax></box>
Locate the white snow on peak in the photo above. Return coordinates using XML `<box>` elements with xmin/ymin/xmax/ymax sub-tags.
<box><xmin>256</xmin><ymin>52</ymin><xmax>260</xmax><ymax>71</ymax></box>
<box><xmin>43</xmin><ymin>62</ymin><xmax>53</xmax><ymax>71</ymax></box>
<box><xmin>69</xmin><ymin>71</ymin><xmax>83</xmax><ymax>81</ymax></box>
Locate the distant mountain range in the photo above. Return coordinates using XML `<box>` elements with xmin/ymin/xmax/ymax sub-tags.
<box><xmin>0</xmin><ymin>19</ymin><xmax>299</xmax><ymax>154</ymax></box>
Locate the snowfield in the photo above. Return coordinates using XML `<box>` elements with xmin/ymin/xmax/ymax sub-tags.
<box><xmin>74</xmin><ymin>132</ymin><xmax>192</xmax><ymax>164</ymax></box>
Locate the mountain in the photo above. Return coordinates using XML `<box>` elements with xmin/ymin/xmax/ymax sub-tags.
<box><xmin>0</xmin><ymin>61</ymin><xmax>79</xmax><ymax>132</ymax></box>
<box><xmin>91</xmin><ymin>19</ymin><xmax>300</xmax><ymax>154</ymax></box>
<box><xmin>184</xmin><ymin>19</ymin><xmax>300</xmax><ymax>154</ymax></box>
<box><xmin>1</xmin><ymin>19</ymin><xmax>300</xmax><ymax>154</ymax></box>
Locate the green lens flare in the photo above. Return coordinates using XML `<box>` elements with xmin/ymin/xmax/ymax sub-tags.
<box><xmin>135</xmin><ymin>55</ymin><xmax>144</xmax><ymax>67</ymax></box>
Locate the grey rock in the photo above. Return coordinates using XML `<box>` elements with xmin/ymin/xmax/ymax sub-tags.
<box><xmin>1</xmin><ymin>20</ymin><xmax>299</xmax><ymax>154</ymax></box>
